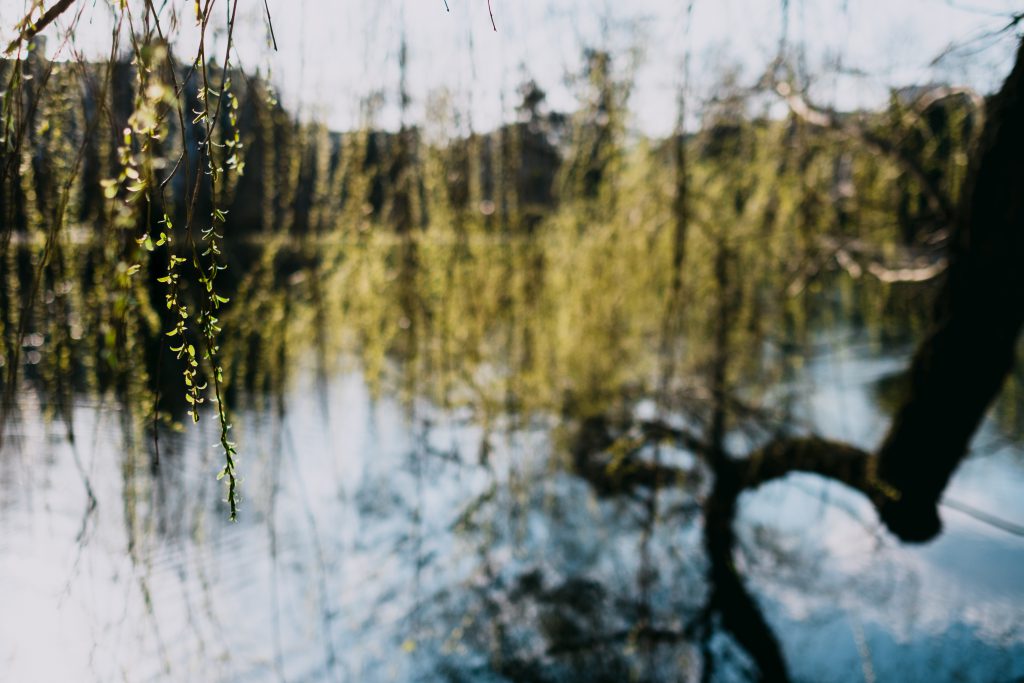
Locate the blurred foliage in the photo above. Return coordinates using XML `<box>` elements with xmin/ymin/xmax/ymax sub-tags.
<box><xmin>2</xmin><ymin>43</ymin><xmax>1021</xmax><ymax>467</ymax></box>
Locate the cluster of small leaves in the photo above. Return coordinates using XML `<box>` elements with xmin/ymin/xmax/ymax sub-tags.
<box><xmin>194</xmin><ymin>208</ymin><xmax>236</xmax><ymax>517</ymax></box>
<box><xmin>223</xmin><ymin>80</ymin><xmax>245</xmax><ymax>176</ymax></box>
<box><xmin>155</xmin><ymin>214</ymin><xmax>206</xmax><ymax>420</ymax></box>
<box><xmin>190</xmin><ymin>59</ymin><xmax>243</xmax><ymax>519</ymax></box>
<box><xmin>100</xmin><ymin>127</ymin><xmax>147</xmax><ymax>207</ymax></box>
<box><xmin>106</xmin><ymin>45</ymin><xmax>173</xmax><ymax>213</ymax></box>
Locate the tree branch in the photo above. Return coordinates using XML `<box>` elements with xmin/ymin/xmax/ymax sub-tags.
<box><xmin>4</xmin><ymin>0</ymin><xmax>76</xmax><ymax>55</ymax></box>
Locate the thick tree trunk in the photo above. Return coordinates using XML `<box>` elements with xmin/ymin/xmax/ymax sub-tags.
<box><xmin>876</xmin><ymin>38</ymin><xmax>1024</xmax><ymax>541</ymax></box>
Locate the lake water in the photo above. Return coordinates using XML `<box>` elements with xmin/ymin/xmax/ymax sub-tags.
<box><xmin>2</xmin><ymin>320</ymin><xmax>1022</xmax><ymax>682</ymax></box>
<box><xmin>0</xmin><ymin>231</ymin><xmax>1019</xmax><ymax>683</ymax></box>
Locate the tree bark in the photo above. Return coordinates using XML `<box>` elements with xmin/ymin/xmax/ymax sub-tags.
<box><xmin>876</xmin><ymin>38</ymin><xmax>1024</xmax><ymax>541</ymax></box>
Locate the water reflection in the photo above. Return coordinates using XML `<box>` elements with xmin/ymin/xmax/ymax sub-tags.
<box><xmin>2</xmin><ymin>232</ymin><xmax>1023</xmax><ymax>681</ymax></box>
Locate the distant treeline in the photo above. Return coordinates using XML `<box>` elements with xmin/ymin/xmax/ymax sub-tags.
<box><xmin>0</xmin><ymin>43</ymin><xmax>988</xmax><ymax>428</ymax></box>
<box><xmin>0</xmin><ymin>45</ymin><xmax>979</xmax><ymax>242</ymax></box>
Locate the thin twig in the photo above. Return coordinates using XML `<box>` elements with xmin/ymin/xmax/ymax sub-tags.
<box><xmin>263</xmin><ymin>0</ymin><xmax>278</xmax><ymax>51</ymax></box>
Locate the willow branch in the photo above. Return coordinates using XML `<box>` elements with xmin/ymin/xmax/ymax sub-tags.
<box><xmin>4</xmin><ymin>0</ymin><xmax>76</xmax><ymax>55</ymax></box>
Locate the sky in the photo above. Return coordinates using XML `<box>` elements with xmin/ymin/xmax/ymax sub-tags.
<box><xmin>1</xmin><ymin>0</ymin><xmax>1021</xmax><ymax>134</ymax></box>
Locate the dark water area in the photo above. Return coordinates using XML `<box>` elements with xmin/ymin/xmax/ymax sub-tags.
<box><xmin>1</xmin><ymin>231</ymin><xmax>1022</xmax><ymax>682</ymax></box>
